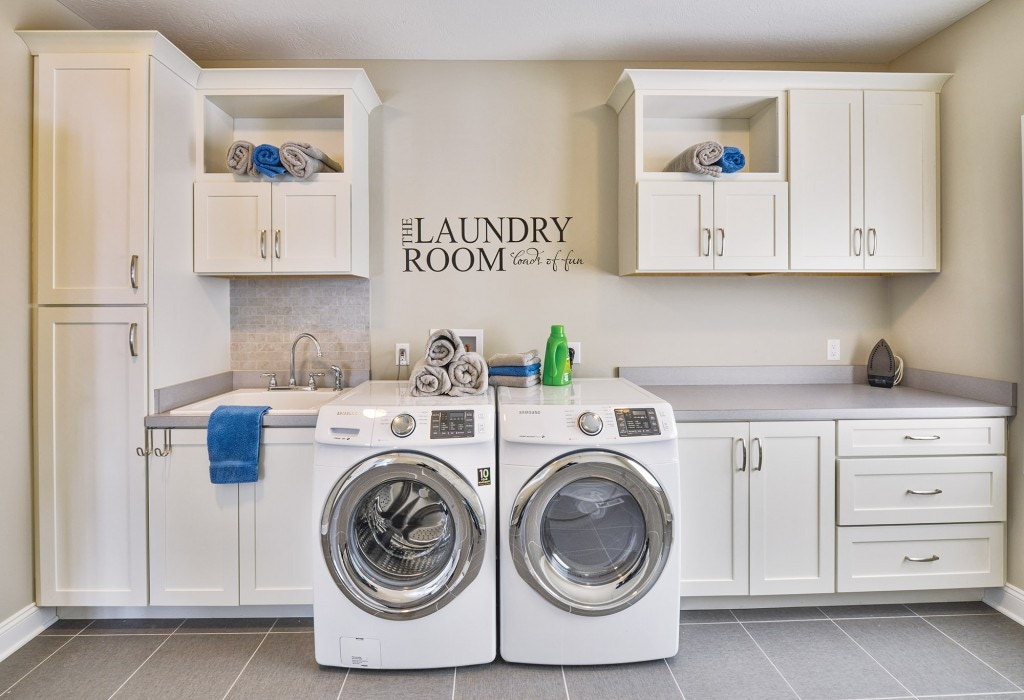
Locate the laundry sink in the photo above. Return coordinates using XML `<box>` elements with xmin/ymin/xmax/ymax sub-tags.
<box><xmin>169</xmin><ymin>388</ymin><xmax>345</xmax><ymax>416</ymax></box>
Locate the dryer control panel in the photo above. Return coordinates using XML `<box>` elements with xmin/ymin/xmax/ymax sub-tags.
<box><xmin>501</xmin><ymin>403</ymin><xmax>676</xmax><ymax>445</ymax></box>
<box><xmin>315</xmin><ymin>404</ymin><xmax>493</xmax><ymax>446</ymax></box>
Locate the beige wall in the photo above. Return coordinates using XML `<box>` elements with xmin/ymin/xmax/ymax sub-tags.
<box><xmin>889</xmin><ymin>0</ymin><xmax>1024</xmax><ymax>586</ymax></box>
<box><xmin>0</xmin><ymin>2</ymin><xmax>90</xmax><ymax>622</ymax></box>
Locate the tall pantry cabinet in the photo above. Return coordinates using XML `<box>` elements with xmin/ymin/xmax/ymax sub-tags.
<box><xmin>21</xmin><ymin>32</ymin><xmax>230</xmax><ymax>607</ymax></box>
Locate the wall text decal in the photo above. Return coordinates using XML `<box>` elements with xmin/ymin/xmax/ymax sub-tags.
<box><xmin>401</xmin><ymin>216</ymin><xmax>584</xmax><ymax>273</ymax></box>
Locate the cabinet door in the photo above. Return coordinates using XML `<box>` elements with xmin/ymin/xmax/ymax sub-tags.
<box><xmin>271</xmin><ymin>181</ymin><xmax>353</xmax><ymax>273</ymax></box>
<box><xmin>149</xmin><ymin>430</ymin><xmax>240</xmax><ymax>606</ymax></box>
<box><xmin>35</xmin><ymin>53</ymin><xmax>149</xmax><ymax>304</ymax></box>
<box><xmin>238</xmin><ymin>429</ymin><xmax>315</xmax><ymax>605</ymax></box>
<box><xmin>636</xmin><ymin>181</ymin><xmax>714</xmax><ymax>271</ymax></box>
<box><xmin>35</xmin><ymin>307</ymin><xmax>148</xmax><ymax>606</ymax></box>
<box><xmin>749</xmin><ymin>421</ymin><xmax>836</xmax><ymax>595</ymax></box>
<box><xmin>789</xmin><ymin>90</ymin><xmax>865</xmax><ymax>271</ymax></box>
<box><xmin>677</xmin><ymin>423</ymin><xmax>750</xmax><ymax>596</ymax></box>
<box><xmin>712</xmin><ymin>182</ymin><xmax>789</xmax><ymax>271</ymax></box>
<box><xmin>193</xmin><ymin>181</ymin><xmax>272</xmax><ymax>274</ymax></box>
<box><xmin>863</xmin><ymin>91</ymin><xmax>938</xmax><ymax>271</ymax></box>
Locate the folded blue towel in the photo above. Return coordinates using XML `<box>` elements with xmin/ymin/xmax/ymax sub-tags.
<box><xmin>488</xmin><ymin>362</ymin><xmax>541</xmax><ymax>377</ymax></box>
<box><xmin>716</xmin><ymin>146</ymin><xmax>746</xmax><ymax>174</ymax></box>
<box><xmin>252</xmin><ymin>144</ymin><xmax>286</xmax><ymax>178</ymax></box>
<box><xmin>207</xmin><ymin>405</ymin><xmax>270</xmax><ymax>484</ymax></box>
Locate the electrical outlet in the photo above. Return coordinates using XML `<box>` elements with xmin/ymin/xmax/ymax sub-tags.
<box><xmin>827</xmin><ymin>338</ymin><xmax>840</xmax><ymax>361</ymax></box>
<box><xmin>395</xmin><ymin>343</ymin><xmax>410</xmax><ymax>366</ymax></box>
<box><xmin>568</xmin><ymin>341</ymin><xmax>582</xmax><ymax>364</ymax></box>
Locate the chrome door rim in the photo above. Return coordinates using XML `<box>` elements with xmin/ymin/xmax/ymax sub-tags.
<box><xmin>320</xmin><ymin>451</ymin><xmax>486</xmax><ymax>620</ymax></box>
<box><xmin>509</xmin><ymin>450</ymin><xmax>673</xmax><ymax>617</ymax></box>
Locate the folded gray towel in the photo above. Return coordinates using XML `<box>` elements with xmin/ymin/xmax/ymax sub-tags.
<box><xmin>487</xmin><ymin>349</ymin><xmax>541</xmax><ymax>368</ymax></box>
<box><xmin>409</xmin><ymin>358</ymin><xmax>452</xmax><ymax>397</ymax></box>
<box><xmin>664</xmin><ymin>141</ymin><xmax>724</xmax><ymax>177</ymax></box>
<box><xmin>447</xmin><ymin>352</ymin><xmax>488</xmax><ymax>397</ymax></box>
<box><xmin>279</xmin><ymin>141</ymin><xmax>343</xmax><ymax>179</ymax></box>
<box><xmin>425</xmin><ymin>329</ymin><xmax>466</xmax><ymax>367</ymax></box>
<box><xmin>489</xmin><ymin>374</ymin><xmax>541</xmax><ymax>388</ymax></box>
<box><xmin>226</xmin><ymin>140</ymin><xmax>259</xmax><ymax>176</ymax></box>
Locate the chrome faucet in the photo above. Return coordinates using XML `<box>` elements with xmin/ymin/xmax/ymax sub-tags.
<box><xmin>289</xmin><ymin>333</ymin><xmax>323</xmax><ymax>388</ymax></box>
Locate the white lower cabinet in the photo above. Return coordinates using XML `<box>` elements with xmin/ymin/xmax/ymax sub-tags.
<box><xmin>677</xmin><ymin>421</ymin><xmax>835</xmax><ymax>596</ymax></box>
<box><xmin>149</xmin><ymin>428</ymin><xmax>315</xmax><ymax>606</ymax></box>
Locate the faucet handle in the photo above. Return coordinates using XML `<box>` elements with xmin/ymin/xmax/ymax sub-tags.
<box><xmin>308</xmin><ymin>371</ymin><xmax>326</xmax><ymax>390</ymax></box>
<box><xmin>260</xmin><ymin>372</ymin><xmax>277</xmax><ymax>389</ymax></box>
<box><xmin>330</xmin><ymin>365</ymin><xmax>343</xmax><ymax>391</ymax></box>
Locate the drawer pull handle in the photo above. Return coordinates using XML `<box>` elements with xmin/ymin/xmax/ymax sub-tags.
<box><xmin>904</xmin><ymin>435</ymin><xmax>941</xmax><ymax>441</ymax></box>
<box><xmin>906</xmin><ymin>488</ymin><xmax>943</xmax><ymax>496</ymax></box>
<box><xmin>904</xmin><ymin>554</ymin><xmax>940</xmax><ymax>563</ymax></box>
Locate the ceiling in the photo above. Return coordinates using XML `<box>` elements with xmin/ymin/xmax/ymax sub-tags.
<box><xmin>54</xmin><ymin>0</ymin><xmax>992</xmax><ymax>63</ymax></box>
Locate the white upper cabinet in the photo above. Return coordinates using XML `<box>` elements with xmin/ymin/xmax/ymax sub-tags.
<box><xmin>790</xmin><ymin>90</ymin><xmax>939</xmax><ymax>272</ymax></box>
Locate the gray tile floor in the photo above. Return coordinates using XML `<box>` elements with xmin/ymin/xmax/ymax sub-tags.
<box><xmin>2</xmin><ymin>602</ymin><xmax>1023</xmax><ymax>699</ymax></box>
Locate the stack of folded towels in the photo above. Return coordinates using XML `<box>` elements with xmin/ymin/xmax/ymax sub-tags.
<box><xmin>226</xmin><ymin>140</ymin><xmax>343</xmax><ymax>179</ymax></box>
<box><xmin>486</xmin><ymin>349</ymin><xmax>541</xmax><ymax>388</ymax></box>
<box><xmin>409</xmin><ymin>329</ymin><xmax>488</xmax><ymax>397</ymax></box>
<box><xmin>663</xmin><ymin>141</ymin><xmax>746</xmax><ymax>177</ymax></box>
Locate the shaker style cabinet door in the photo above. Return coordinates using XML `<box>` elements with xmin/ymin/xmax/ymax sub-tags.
<box><xmin>35</xmin><ymin>306</ymin><xmax>149</xmax><ymax>606</ymax></box>
<box><xmin>34</xmin><ymin>53</ymin><xmax>149</xmax><ymax>304</ymax></box>
<box><xmin>636</xmin><ymin>181</ymin><xmax>714</xmax><ymax>271</ymax></box>
<box><xmin>193</xmin><ymin>181</ymin><xmax>273</xmax><ymax>274</ymax></box>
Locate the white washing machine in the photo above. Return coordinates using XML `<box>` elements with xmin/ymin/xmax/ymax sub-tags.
<box><xmin>312</xmin><ymin>381</ymin><xmax>496</xmax><ymax>669</ymax></box>
<box><xmin>497</xmin><ymin>378</ymin><xmax>679</xmax><ymax>665</ymax></box>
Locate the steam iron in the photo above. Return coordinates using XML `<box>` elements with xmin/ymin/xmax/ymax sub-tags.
<box><xmin>867</xmin><ymin>338</ymin><xmax>897</xmax><ymax>388</ymax></box>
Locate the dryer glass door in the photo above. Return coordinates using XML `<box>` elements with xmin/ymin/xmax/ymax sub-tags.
<box><xmin>509</xmin><ymin>450</ymin><xmax>673</xmax><ymax>616</ymax></box>
<box><xmin>320</xmin><ymin>451</ymin><xmax>486</xmax><ymax>620</ymax></box>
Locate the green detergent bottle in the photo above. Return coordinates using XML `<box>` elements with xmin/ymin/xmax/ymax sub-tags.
<box><xmin>542</xmin><ymin>324</ymin><xmax>571</xmax><ymax>386</ymax></box>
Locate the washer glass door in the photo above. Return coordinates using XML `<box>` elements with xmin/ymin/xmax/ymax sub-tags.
<box><xmin>321</xmin><ymin>451</ymin><xmax>486</xmax><ymax>620</ymax></box>
<box><xmin>509</xmin><ymin>450</ymin><xmax>673</xmax><ymax>616</ymax></box>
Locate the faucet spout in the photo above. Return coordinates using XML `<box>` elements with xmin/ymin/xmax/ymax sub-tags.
<box><xmin>289</xmin><ymin>333</ymin><xmax>323</xmax><ymax>387</ymax></box>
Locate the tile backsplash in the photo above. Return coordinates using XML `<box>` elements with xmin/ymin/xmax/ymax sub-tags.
<box><xmin>230</xmin><ymin>278</ymin><xmax>370</xmax><ymax>385</ymax></box>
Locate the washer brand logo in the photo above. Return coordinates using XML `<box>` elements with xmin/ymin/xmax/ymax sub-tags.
<box><xmin>518</xmin><ymin>410</ymin><xmax>541</xmax><ymax>415</ymax></box>
<box><xmin>477</xmin><ymin>468</ymin><xmax>492</xmax><ymax>486</ymax></box>
<box><xmin>335</xmin><ymin>411</ymin><xmax>359</xmax><ymax>415</ymax></box>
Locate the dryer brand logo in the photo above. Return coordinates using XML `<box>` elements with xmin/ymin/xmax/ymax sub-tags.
<box><xmin>400</xmin><ymin>216</ymin><xmax>584</xmax><ymax>273</ymax></box>
<box><xmin>518</xmin><ymin>410</ymin><xmax>541</xmax><ymax>415</ymax></box>
<box><xmin>477</xmin><ymin>468</ymin><xmax>492</xmax><ymax>486</ymax></box>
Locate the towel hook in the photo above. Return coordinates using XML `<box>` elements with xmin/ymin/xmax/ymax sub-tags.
<box><xmin>153</xmin><ymin>429</ymin><xmax>172</xmax><ymax>457</ymax></box>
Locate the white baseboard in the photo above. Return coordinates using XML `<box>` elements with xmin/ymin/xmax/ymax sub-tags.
<box><xmin>983</xmin><ymin>584</ymin><xmax>1024</xmax><ymax>626</ymax></box>
<box><xmin>0</xmin><ymin>605</ymin><xmax>57</xmax><ymax>663</ymax></box>
<box><xmin>55</xmin><ymin>604</ymin><xmax>312</xmax><ymax>620</ymax></box>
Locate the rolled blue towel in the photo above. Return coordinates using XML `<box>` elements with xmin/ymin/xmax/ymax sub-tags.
<box><xmin>716</xmin><ymin>146</ymin><xmax>746</xmax><ymax>174</ymax></box>
<box><xmin>488</xmin><ymin>362</ymin><xmax>541</xmax><ymax>377</ymax></box>
<box><xmin>207</xmin><ymin>405</ymin><xmax>270</xmax><ymax>484</ymax></box>
<box><xmin>252</xmin><ymin>144</ymin><xmax>286</xmax><ymax>178</ymax></box>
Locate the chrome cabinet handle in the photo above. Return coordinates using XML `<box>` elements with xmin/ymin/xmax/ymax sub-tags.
<box><xmin>130</xmin><ymin>254</ymin><xmax>139</xmax><ymax>289</ymax></box>
<box><xmin>274</xmin><ymin>230</ymin><xmax>281</xmax><ymax>259</ymax></box>
<box><xmin>867</xmin><ymin>227</ymin><xmax>877</xmax><ymax>256</ymax></box>
<box><xmin>904</xmin><ymin>554</ymin><xmax>940</xmax><ymax>563</ymax></box>
<box><xmin>906</xmin><ymin>488</ymin><xmax>943</xmax><ymax>495</ymax></box>
<box><xmin>853</xmin><ymin>228</ymin><xmax>863</xmax><ymax>256</ymax></box>
<box><xmin>715</xmin><ymin>228</ymin><xmax>725</xmax><ymax>256</ymax></box>
<box><xmin>736</xmin><ymin>438</ymin><xmax>747</xmax><ymax>472</ymax></box>
<box><xmin>752</xmin><ymin>437</ymin><xmax>763</xmax><ymax>471</ymax></box>
<box><xmin>701</xmin><ymin>228</ymin><xmax>711</xmax><ymax>256</ymax></box>
<box><xmin>905</xmin><ymin>435</ymin><xmax>941</xmax><ymax>441</ymax></box>
<box><xmin>260</xmin><ymin>230</ymin><xmax>267</xmax><ymax>259</ymax></box>
<box><xmin>129</xmin><ymin>323</ymin><xmax>139</xmax><ymax>357</ymax></box>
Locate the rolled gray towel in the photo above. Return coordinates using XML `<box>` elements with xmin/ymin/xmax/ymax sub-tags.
<box><xmin>664</xmin><ymin>141</ymin><xmax>724</xmax><ymax>177</ymax></box>
<box><xmin>409</xmin><ymin>358</ymin><xmax>452</xmax><ymax>397</ymax></box>
<box><xmin>447</xmin><ymin>352</ymin><xmax>488</xmax><ymax>397</ymax></box>
<box><xmin>280</xmin><ymin>141</ymin><xmax>343</xmax><ymax>179</ymax></box>
<box><xmin>487</xmin><ymin>349</ymin><xmax>540</xmax><ymax>368</ymax></box>
<box><xmin>425</xmin><ymin>329</ymin><xmax>466</xmax><ymax>367</ymax></box>
<box><xmin>489</xmin><ymin>374</ymin><xmax>541</xmax><ymax>388</ymax></box>
<box><xmin>227</xmin><ymin>140</ymin><xmax>259</xmax><ymax>176</ymax></box>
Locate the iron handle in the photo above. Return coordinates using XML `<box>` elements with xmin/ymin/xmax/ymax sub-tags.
<box><xmin>752</xmin><ymin>437</ymin><xmax>763</xmax><ymax>471</ymax></box>
<box><xmin>129</xmin><ymin>322</ymin><xmax>139</xmax><ymax>357</ymax></box>
<box><xmin>853</xmin><ymin>228</ymin><xmax>863</xmax><ymax>256</ymax></box>
<box><xmin>904</xmin><ymin>554</ymin><xmax>940</xmax><ymax>563</ymax></box>
<box><xmin>715</xmin><ymin>228</ymin><xmax>725</xmax><ymax>256</ymax></box>
<box><xmin>130</xmin><ymin>254</ymin><xmax>139</xmax><ymax>289</ymax></box>
<box><xmin>260</xmin><ymin>230</ymin><xmax>267</xmax><ymax>259</ymax></box>
<box><xmin>906</xmin><ymin>488</ymin><xmax>943</xmax><ymax>495</ymax></box>
<box><xmin>867</xmin><ymin>227</ymin><xmax>877</xmax><ymax>256</ymax></box>
<box><xmin>274</xmin><ymin>230</ymin><xmax>281</xmax><ymax>259</ymax></box>
<box><xmin>701</xmin><ymin>228</ymin><xmax>711</xmax><ymax>256</ymax></box>
<box><xmin>905</xmin><ymin>435</ymin><xmax>941</xmax><ymax>441</ymax></box>
<box><xmin>736</xmin><ymin>438</ymin><xmax>747</xmax><ymax>472</ymax></box>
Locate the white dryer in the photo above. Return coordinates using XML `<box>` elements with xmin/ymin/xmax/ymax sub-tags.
<box><xmin>312</xmin><ymin>381</ymin><xmax>496</xmax><ymax>669</ymax></box>
<box><xmin>497</xmin><ymin>378</ymin><xmax>679</xmax><ymax>665</ymax></box>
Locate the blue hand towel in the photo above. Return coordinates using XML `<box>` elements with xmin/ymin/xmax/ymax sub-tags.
<box><xmin>252</xmin><ymin>144</ymin><xmax>286</xmax><ymax>178</ymax></box>
<box><xmin>488</xmin><ymin>362</ymin><xmax>541</xmax><ymax>377</ymax></box>
<box><xmin>716</xmin><ymin>146</ymin><xmax>746</xmax><ymax>174</ymax></box>
<box><xmin>207</xmin><ymin>405</ymin><xmax>270</xmax><ymax>484</ymax></box>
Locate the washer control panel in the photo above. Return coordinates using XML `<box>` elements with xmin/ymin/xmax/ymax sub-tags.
<box><xmin>430</xmin><ymin>410</ymin><xmax>475</xmax><ymax>439</ymax></box>
<box><xmin>614</xmin><ymin>407</ymin><xmax>661</xmax><ymax>437</ymax></box>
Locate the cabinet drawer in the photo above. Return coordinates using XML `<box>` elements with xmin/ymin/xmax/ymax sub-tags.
<box><xmin>836</xmin><ymin>419</ymin><xmax>1005</xmax><ymax>457</ymax></box>
<box><xmin>837</xmin><ymin>523</ymin><xmax>1004</xmax><ymax>592</ymax></box>
<box><xmin>837</xmin><ymin>456</ymin><xmax>1006</xmax><ymax>525</ymax></box>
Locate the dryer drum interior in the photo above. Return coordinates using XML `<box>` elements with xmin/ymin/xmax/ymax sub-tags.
<box><xmin>510</xmin><ymin>451</ymin><xmax>673</xmax><ymax>617</ymax></box>
<box><xmin>321</xmin><ymin>452</ymin><xmax>486</xmax><ymax>620</ymax></box>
